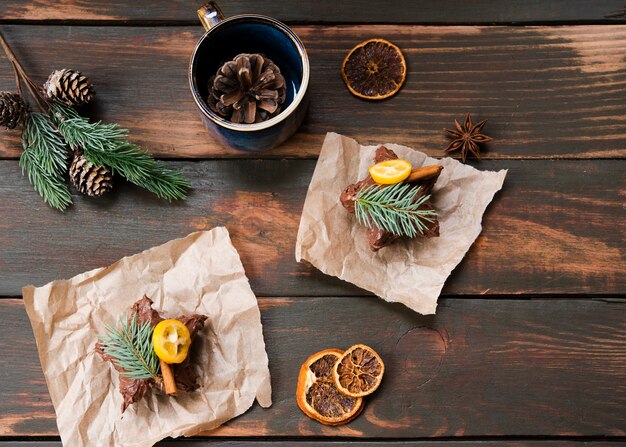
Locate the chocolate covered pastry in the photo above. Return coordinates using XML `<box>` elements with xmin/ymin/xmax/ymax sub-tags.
<box><xmin>96</xmin><ymin>296</ymin><xmax>207</xmax><ymax>412</ymax></box>
<box><xmin>341</xmin><ymin>146</ymin><xmax>441</xmax><ymax>251</ymax></box>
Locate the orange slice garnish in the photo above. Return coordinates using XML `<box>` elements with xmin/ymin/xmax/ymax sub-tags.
<box><xmin>369</xmin><ymin>159</ymin><xmax>412</xmax><ymax>184</ymax></box>
<box><xmin>152</xmin><ymin>319</ymin><xmax>191</xmax><ymax>364</ymax></box>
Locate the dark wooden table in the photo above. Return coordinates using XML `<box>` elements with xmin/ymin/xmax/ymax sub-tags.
<box><xmin>1</xmin><ymin>1</ymin><xmax>625</xmax><ymax>446</ymax></box>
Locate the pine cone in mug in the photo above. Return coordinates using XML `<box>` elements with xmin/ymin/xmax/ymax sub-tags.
<box><xmin>43</xmin><ymin>69</ymin><xmax>95</xmax><ymax>107</ymax></box>
<box><xmin>207</xmin><ymin>53</ymin><xmax>287</xmax><ymax>124</ymax></box>
<box><xmin>69</xmin><ymin>151</ymin><xmax>113</xmax><ymax>197</ymax></box>
<box><xmin>0</xmin><ymin>91</ymin><xmax>28</xmax><ymax>129</ymax></box>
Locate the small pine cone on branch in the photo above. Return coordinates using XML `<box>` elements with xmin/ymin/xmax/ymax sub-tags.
<box><xmin>43</xmin><ymin>69</ymin><xmax>95</xmax><ymax>107</ymax></box>
<box><xmin>69</xmin><ymin>151</ymin><xmax>113</xmax><ymax>197</ymax></box>
<box><xmin>0</xmin><ymin>91</ymin><xmax>28</xmax><ymax>129</ymax></box>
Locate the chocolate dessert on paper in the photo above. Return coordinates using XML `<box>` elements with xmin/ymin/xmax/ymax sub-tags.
<box><xmin>295</xmin><ymin>133</ymin><xmax>507</xmax><ymax>315</ymax></box>
<box><xmin>23</xmin><ymin>228</ymin><xmax>272</xmax><ymax>447</ymax></box>
<box><xmin>340</xmin><ymin>145</ymin><xmax>441</xmax><ymax>251</ymax></box>
<box><xmin>95</xmin><ymin>295</ymin><xmax>208</xmax><ymax>412</ymax></box>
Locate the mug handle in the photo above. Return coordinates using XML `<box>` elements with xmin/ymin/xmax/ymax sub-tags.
<box><xmin>197</xmin><ymin>2</ymin><xmax>225</xmax><ymax>31</ymax></box>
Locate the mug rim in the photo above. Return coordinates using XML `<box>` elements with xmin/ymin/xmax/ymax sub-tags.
<box><xmin>189</xmin><ymin>14</ymin><xmax>310</xmax><ymax>132</ymax></box>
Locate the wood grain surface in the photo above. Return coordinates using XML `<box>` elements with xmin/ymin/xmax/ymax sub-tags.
<box><xmin>0</xmin><ymin>25</ymin><xmax>625</xmax><ymax>159</ymax></box>
<box><xmin>6</xmin><ymin>442</ymin><xmax>626</xmax><ymax>447</ymax></box>
<box><xmin>0</xmin><ymin>0</ymin><xmax>624</xmax><ymax>24</ymax></box>
<box><xmin>2</xmin><ymin>297</ymin><xmax>625</xmax><ymax>438</ymax></box>
<box><xmin>0</xmin><ymin>159</ymin><xmax>623</xmax><ymax>298</ymax></box>
<box><xmin>1</xmin><ymin>2</ymin><xmax>625</xmax><ymax>446</ymax></box>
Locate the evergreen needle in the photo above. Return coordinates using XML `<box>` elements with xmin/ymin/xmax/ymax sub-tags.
<box><xmin>19</xmin><ymin>113</ymin><xmax>72</xmax><ymax>211</ymax></box>
<box><xmin>98</xmin><ymin>313</ymin><xmax>160</xmax><ymax>381</ymax></box>
<box><xmin>354</xmin><ymin>182</ymin><xmax>437</xmax><ymax>238</ymax></box>
<box><xmin>51</xmin><ymin>102</ymin><xmax>190</xmax><ymax>201</ymax></box>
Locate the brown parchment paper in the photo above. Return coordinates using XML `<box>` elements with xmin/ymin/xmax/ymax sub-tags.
<box><xmin>296</xmin><ymin>132</ymin><xmax>507</xmax><ymax>315</ymax></box>
<box><xmin>22</xmin><ymin>227</ymin><xmax>271</xmax><ymax>447</ymax></box>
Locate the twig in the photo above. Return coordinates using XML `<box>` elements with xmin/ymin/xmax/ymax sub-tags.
<box><xmin>10</xmin><ymin>61</ymin><xmax>22</xmax><ymax>97</ymax></box>
<box><xmin>0</xmin><ymin>30</ymin><xmax>48</xmax><ymax>112</ymax></box>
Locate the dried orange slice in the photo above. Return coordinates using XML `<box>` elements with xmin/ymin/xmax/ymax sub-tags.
<box><xmin>341</xmin><ymin>38</ymin><xmax>406</xmax><ymax>100</ymax></box>
<box><xmin>296</xmin><ymin>348</ymin><xmax>364</xmax><ymax>425</ymax></box>
<box><xmin>369</xmin><ymin>159</ymin><xmax>412</xmax><ymax>184</ymax></box>
<box><xmin>333</xmin><ymin>344</ymin><xmax>384</xmax><ymax>398</ymax></box>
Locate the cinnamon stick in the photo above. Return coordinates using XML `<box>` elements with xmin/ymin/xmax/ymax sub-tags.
<box><xmin>405</xmin><ymin>164</ymin><xmax>443</xmax><ymax>183</ymax></box>
<box><xmin>159</xmin><ymin>359</ymin><xmax>177</xmax><ymax>395</ymax></box>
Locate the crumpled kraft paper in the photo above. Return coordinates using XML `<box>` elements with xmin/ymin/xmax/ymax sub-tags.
<box><xmin>296</xmin><ymin>132</ymin><xmax>507</xmax><ymax>315</ymax></box>
<box><xmin>22</xmin><ymin>227</ymin><xmax>271</xmax><ymax>447</ymax></box>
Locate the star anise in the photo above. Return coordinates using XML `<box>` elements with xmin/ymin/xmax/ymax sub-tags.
<box><xmin>444</xmin><ymin>113</ymin><xmax>493</xmax><ymax>162</ymax></box>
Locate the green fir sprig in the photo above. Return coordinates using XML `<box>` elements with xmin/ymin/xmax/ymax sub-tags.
<box><xmin>354</xmin><ymin>182</ymin><xmax>437</xmax><ymax>238</ymax></box>
<box><xmin>97</xmin><ymin>313</ymin><xmax>160</xmax><ymax>381</ymax></box>
<box><xmin>19</xmin><ymin>112</ymin><xmax>72</xmax><ymax>210</ymax></box>
<box><xmin>51</xmin><ymin>102</ymin><xmax>190</xmax><ymax>201</ymax></box>
<box><xmin>0</xmin><ymin>30</ymin><xmax>191</xmax><ymax>211</ymax></box>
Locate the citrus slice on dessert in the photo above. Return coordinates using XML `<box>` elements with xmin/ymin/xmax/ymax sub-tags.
<box><xmin>152</xmin><ymin>319</ymin><xmax>191</xmax><ymax>364</ymax></box>
<box><xmin>296</xmin><ymin>348</ymin><xmax>364</xmax><ymax>425</ymax></box>
<box><xmin>369</xmin><ymin>159</ymin><xmax>412</xmax><ymax>184</ymax></box>
<box><xmin>341</xmin><ymin>38</ymin><xmax>406</xmax><ymax>100</ymax></box>
<box><xmin>333</xmin><ymin>344</ymin><xmax>385</xmax><ymax>398</ymax></box>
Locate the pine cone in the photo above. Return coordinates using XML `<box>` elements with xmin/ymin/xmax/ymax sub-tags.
<box><xmin>43</xmin><ymin>69</ymin><xmax>95</xmax><ymax>107</ymax></box>
<box><xmin>207</xmin><ymin>53</ymin><xmax>286</xmax><ymax>124</ymax></box>
<box><xmin>69</xmin><ymin>151</ymin><xmax>113</xmax><ymax>197</ymax></box>
<box><xmin>0</xmin><ymin>91</ymin><xmax>28</xmax><ymax>129</ymax></box>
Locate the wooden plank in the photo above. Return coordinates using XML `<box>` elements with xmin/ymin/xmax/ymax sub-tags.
<box><xmin>1</xmin><ymin>297</ymin><xmax>625</xmax><ymax>437</ymax></box>
<box><xmin>0</xmin><ymin>159</ymin><xmax>623</xmax><ymax>298</ymax></box>
<box><xmin>5</xmin><ymin>441</ymin><xmax>626</xmax><ymax>447</ymax></box>
<box><xmin>1</xmin><ymin>25</ymin><xmax>625</xmax><ymax>159</ymax></box>
<box><xmin>0</xmin><ymin>0</ymin><xmax>624</xmax><ymax>24</ymax></box>
<box><xmin>155</xmin><ymin>442</ymin><xmax>626</xmax><ymax>447</ymax></box>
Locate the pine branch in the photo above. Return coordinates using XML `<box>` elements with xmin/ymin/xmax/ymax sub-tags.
<box><xmin>24</xmin><ymin>112</ymin><xmax>69</xmax><ymax>174</ymax></box>
<box><xmin>19</xmin><ymin>113</ymin><xmax>72</xmax><ymax>211</ymax></box>
<box><xmin>50</xmin><ymin>102</ymin><xmax>191</xmax><ymax>201</ymax></box>
<box><xmin>98</xmin><ymin>313</ymin><xmax>160</xmax><ymax>381</ymax></box>
<box><xmin>354</xmin><ymin>182</ymin><xmax>437</xmax><ymax>238</ymax></box>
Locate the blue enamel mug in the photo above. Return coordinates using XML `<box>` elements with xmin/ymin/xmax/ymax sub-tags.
<box><xmin>189</xmin><ymin>2</ymin><xmax>310</xmax><ymax>152</ymax></box>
